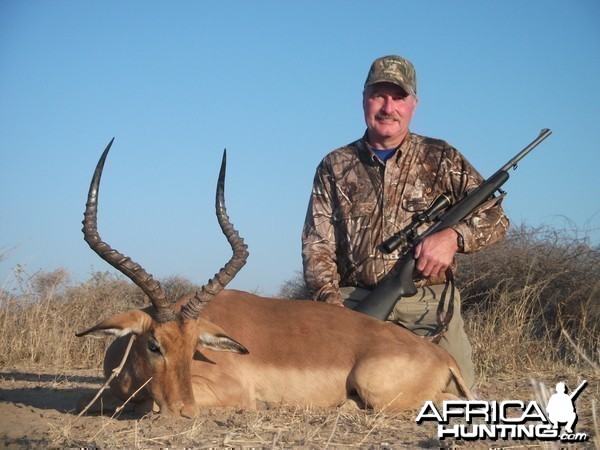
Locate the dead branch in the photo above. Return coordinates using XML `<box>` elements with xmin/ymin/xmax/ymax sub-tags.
<box><xmin>76</xmin><ymin>334</ymin><xmax>136</xmax><ymax>419</ymax></box>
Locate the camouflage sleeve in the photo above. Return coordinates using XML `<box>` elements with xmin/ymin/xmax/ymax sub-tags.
<box><xmin>301</xmin><ymin>162</ymin><xmax>344</xmax><ymax>305</ymax></box>
<box><xmin>446</xmin><ymin>147</ymin><xmax>510</xmax><ymax>253</ymax></box>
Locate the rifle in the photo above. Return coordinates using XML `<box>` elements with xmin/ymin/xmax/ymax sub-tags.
<box><xmin>352</xmin><ymin>128</ymin><xmax>552</xmax><ymax>320</ymax></box>
<box><xmin>569</xmin><ymin>380</ymin><xmax>587</xmax><ymax>401</ymax></box>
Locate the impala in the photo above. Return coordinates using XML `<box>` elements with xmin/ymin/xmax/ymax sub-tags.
<box><xmin>77</xmin><ymin>139</ymin><xmax>474</xmax><ymax>417</ymax></box>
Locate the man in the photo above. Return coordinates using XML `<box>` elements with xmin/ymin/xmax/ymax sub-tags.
<box><xmin>546</xmin><ymin>382</ymin><xmax>578</xmax><ymax>433</ymax></box>
<box><xmin>301</xmin><ymin>55</ymin><xmax>509</xmax><ymax>388</ymax></box>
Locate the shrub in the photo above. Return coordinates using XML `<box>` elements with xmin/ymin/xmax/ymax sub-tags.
<box><xmin>457</xmin><ymin>224</ymin><xmax>599</xmax><ymax>369</ymax></box>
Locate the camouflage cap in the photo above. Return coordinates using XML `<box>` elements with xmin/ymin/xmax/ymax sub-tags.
<box><xmin>364</xmin><ymin>55</ymin><xmax>417</xmax><ymax>97</ymax></box>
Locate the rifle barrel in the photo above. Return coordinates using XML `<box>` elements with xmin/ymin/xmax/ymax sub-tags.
<box><xmin>500</xmin><ymin>128</ymin><xmax>552</xmax><ymax>172</ymax></box>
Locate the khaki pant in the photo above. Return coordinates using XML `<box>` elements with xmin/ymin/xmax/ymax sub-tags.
<box><xmin>341</xmin><ymin>285</ymin><xmax>475</xmax><ymax>390</ymax></box>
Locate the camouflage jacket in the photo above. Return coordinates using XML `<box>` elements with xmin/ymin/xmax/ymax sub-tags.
<box><xmin>302</xmin><ymin>131</ymin><xmax>509</xmax><ymax>304</ymax></box>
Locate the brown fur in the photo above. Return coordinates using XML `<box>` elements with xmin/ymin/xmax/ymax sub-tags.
<box><xmin>78</xmin><ymin>289</ymin><xmax>474</xmax><ymax>417</ymax></box>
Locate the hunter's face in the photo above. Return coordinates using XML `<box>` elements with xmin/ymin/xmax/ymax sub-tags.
<box><xmin>363</xmin><ymin>82</ymin><xmax>418</xmax><ymax>149</ymax></box>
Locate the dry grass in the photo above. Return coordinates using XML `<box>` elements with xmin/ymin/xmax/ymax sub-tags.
<box><xmin>458</xmin><ymin>224</ymin><xmax>599</xmax><ymax>373</ymax></box>
<box><xmin>0</xmin><ymin>268</ymin><xmax>198</xmax><ymax>369</ymax></box>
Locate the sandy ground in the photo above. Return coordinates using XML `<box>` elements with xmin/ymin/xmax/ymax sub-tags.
<box><xmin>0</xmin><ymin>367</ymin><xmax>597</xmax><ymax>449</ymax></box>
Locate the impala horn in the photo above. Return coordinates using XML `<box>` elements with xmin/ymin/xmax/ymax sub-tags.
<box><xmin>82</xmin><ymin>139</ymin><xmax>176</xmax><ymax>322</ymax></box>
<box><xmin>181</xmin><ymin>150</ymin><xmax>249</xmax><ymax>320</ymax></box>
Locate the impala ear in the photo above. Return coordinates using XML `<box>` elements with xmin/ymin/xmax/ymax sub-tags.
<box><xmin>199</xmin><ymin>333</ymin><xmax>249</xmax><ymax>354</ymax></box>
<box><xmin>196</xmin><ymin>318</ymin><xmax>249</xmax><ymax>354</ymax></box>
<box><xmin>76</xmin><ymin>309</ymin><xmax>153</xmax><ymax>338</ymax></box>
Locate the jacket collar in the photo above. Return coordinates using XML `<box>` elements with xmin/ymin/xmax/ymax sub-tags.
<box><xmin>358</xmin><ymin>130</ymin><xmax>413</xmax><ymax>166</ymax></box>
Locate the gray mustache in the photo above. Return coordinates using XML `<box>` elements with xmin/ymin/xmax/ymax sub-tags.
<box><xmin>375</xmin><ymin>114</ymin><xmax>398</xmax><ymax>121</ymax></box>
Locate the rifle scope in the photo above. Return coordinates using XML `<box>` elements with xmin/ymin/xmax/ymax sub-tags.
<box><xmin>380</xmin><ymin>193</ymin><xmax>452</xmax><ymax>254</ymax></box>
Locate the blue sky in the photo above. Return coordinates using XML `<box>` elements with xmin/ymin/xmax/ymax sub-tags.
<box><xmin>1</xmin><ymin>1</ymin><xmax>599</xmax><ymax>296</ymax></box>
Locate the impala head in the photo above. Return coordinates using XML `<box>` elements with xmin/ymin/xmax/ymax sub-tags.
<box><xmin>76</xmin><ymin>140</ymin><xmax>249</xmax><ymax>417</ymax></box>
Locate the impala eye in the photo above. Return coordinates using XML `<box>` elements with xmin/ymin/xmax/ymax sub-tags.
<box><xmin>148</xmin><ymin>339</ymin><xmax>161</xmax><ymax>353</ymax></box>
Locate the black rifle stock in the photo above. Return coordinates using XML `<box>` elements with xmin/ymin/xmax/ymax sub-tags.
<box><xmin>352</xmin><ymin>128</ymin><xmax>552</xmax><ymax>320</ymax></box>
